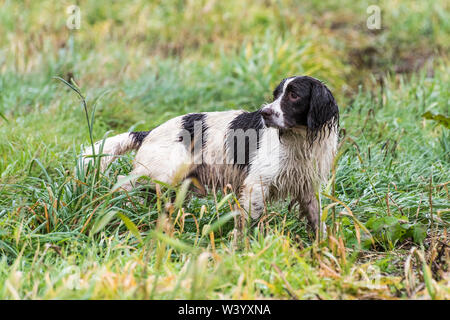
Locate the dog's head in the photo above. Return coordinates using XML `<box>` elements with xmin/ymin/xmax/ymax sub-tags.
<box><xmin>261</xmin><ymin>76</ymin><xmax>339</xmax><ymax>134</ymax></box>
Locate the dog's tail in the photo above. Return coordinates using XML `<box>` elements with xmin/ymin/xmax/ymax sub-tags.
<box><xmin>82</xmin><ymin>131</ymin><xmax>150</xmax><ymax>170</ymax></box>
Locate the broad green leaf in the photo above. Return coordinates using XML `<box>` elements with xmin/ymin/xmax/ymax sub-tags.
<box><xmin>422</xmin><ymin>112</ymin><xmax>450</xmax><ymax>129</ymax></box>
<box><xmin>412</xmin><ymin>224</ymin><xmax>427</xmax><ymax>243</ymax></box>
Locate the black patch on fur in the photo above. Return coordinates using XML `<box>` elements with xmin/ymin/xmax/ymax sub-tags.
<box><xmin>272</xmin><ymin>78</ymin><xmax>288</xmax><ymax>100</ymax></box>
<box><xmin>180</xmin><ymin>113</ymin><xmax>208</xmax><ymax>152</ymax></box>
<box><xmin>227</xmin><ymin>110</ymin><xmax>264</xmax><ymax>171</ymax></box>
<box><xmin>130</xmin><ymin>131</ymin><xmax>151</xmax><ymax>149</ymax></box>
<box><xmin>307</xmin><ymin>80</ymin><xmax>339</xmax><ymax>134</ymax></box>
<box><xmin>272</xmin><ymin>76</ymin><xmax>296</xmax><ymax>101</ymax></box>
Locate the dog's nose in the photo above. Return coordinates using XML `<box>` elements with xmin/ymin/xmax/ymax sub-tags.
<box><xmin>261</xmin><ymin>108</ymin><xmax>274</xmax><ymax>118</ymax></box>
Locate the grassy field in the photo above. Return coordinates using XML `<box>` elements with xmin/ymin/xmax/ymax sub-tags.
<box><xmin>0</xmin><ymin>0</ymin><xmax>449</xmax><ymax>299</ymax></box>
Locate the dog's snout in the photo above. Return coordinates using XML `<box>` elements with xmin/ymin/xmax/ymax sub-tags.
<box><xmin>261</xmin><ymin>108</ymin><xmax>274</xmax><ymax>118</ymax></box>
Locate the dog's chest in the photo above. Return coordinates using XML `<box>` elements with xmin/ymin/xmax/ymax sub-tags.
<box><xmin>271</xmin><ymin>142</ymin><xmax>313</xmax><ymax>197</ymax></box>
<box><xmin>268</xmin><ymin>131</ymin><xmax>337</xmax><ymax>199</ymax></box>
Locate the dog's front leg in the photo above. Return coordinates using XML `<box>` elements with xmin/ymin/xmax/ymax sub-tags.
<box><xmin>297</xmin><ymin>190</ymin><xmax>324</xmax><ymax>234</ymax></box>
<box><xmin>239</xmin><ymin>181</ymin><xmax>268</xmax><ymax>220</ymax></box>
<box><xmin>232</xmin><ymin>181</ymin><xmax>267</xmax><ymax>246</ymax></box>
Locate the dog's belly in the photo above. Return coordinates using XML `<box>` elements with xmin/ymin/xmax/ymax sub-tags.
<box><xmin>188</xmin><ymin>163</ymin><xmax>247</xmax><ymax>194</ymax></box>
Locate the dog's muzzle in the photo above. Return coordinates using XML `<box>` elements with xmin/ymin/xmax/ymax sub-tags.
<box><xmin>261</xmin><ymin>106</ymin><xmax>284</xmax><ymax>129</ymax></box>
<box><xmin>261</xmin><ymin>108</ymin><xmax>274</xmax><ymax>119</ymax></box>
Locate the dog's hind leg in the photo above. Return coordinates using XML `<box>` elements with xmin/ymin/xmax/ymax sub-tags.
<box><xmin>116</xmin><ymin>162</ymin><xmax>154</xmax><ymax>192</ymax></box>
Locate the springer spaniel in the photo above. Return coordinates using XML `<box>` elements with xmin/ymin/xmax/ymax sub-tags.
<box><xmin>83</xmin><ymin>76</ymin><xmax>339</xmax><ymax>231</ymax></box>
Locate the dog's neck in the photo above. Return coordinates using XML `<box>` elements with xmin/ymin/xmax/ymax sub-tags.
<box><xmin>278</xmin><ymin>124</ymin><xmax>337</xmax><ymax>150</ymax></box>
<box><xmin>278</xmin><ymin>126</ymin><xmax>307</xmax><ymax>143</ymax></box>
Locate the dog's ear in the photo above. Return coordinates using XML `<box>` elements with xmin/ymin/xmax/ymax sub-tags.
<box><xmin>307</xmin><ymin>83</ymin><xmax>339</xmax><ymax>131</ymax></box>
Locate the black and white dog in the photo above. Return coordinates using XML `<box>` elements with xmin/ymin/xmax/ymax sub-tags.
<box><xmin>83</xmin><ymin>76</ymin><xmax>339</xmax><ymax>231</ymax></box>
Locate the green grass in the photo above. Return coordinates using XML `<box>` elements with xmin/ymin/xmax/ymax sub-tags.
<box><xmin>0</xmin><ymin>0</ymin><xmax>449</xmax><ymax>299</ymax></box>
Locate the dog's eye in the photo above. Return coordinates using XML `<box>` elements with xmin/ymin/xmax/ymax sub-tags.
<box><xmin>288</xmin><ymin>91</ymin><xmax>300</xmax><ymax>101</ymax></box>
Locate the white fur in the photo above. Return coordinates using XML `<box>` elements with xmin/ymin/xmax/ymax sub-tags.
<box><xmin>83</xmin><ymin>132</ymin><xmax>137</xmax><ymax>170</ymax></box>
